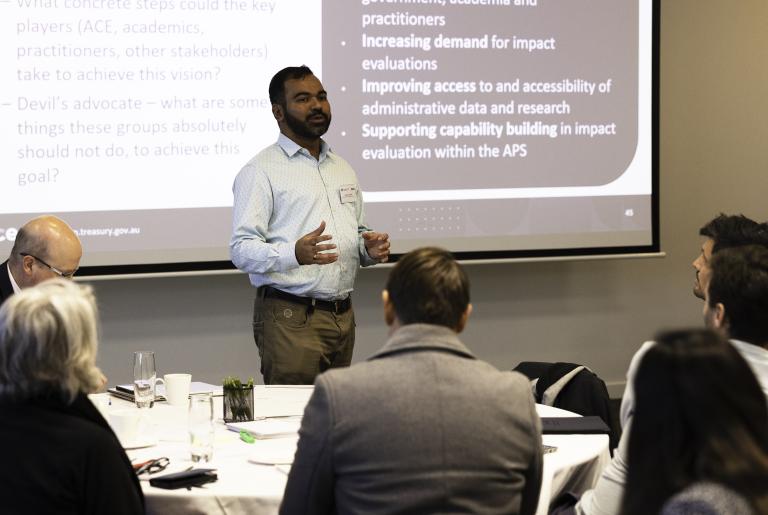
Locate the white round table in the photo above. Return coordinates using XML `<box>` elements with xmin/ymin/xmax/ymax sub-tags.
<box><xmin>109</xmin><ymin>386</ymin><xmax>609</xmax><ymax>515</ymax></box>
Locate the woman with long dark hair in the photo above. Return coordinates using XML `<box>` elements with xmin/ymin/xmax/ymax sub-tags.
<box><xmin>622</xmin><ymin>329</ymin><xmax>768</xmax><ymax>515</ymax></box>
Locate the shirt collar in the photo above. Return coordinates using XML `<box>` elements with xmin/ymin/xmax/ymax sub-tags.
<box><xmin>369</xmin><ymin>323</ymin><xmax>476</xmax><ymax>361</ymax></box>
<box><xmin>730</xmin><ymin>338</ymin><xmax>768</xmax><ymax>357</ymax></box>
<box><xmin>7</xmin><ymin>264</ymin><xmax>21</xmax><ymax>294</ymax></box>
<box><xmin>277</xmin><ymin>133</ymin><xmax>330</xmax><ymax>162</ymax></box>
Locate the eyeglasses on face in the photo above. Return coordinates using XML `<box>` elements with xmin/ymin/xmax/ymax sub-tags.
<box><xmin>19</xmin><ymin>253</ymin><xmax>77</xmax><ymax>279</ymax></box>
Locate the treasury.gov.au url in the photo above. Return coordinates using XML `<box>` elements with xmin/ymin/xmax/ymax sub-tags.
<box><xmin>75</xmin><ymin>227</ymin><xmax>141</xmax><ymax>238</ymax></box>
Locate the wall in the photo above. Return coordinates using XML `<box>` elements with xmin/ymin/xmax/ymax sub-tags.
<box><xmin>92</xmin><ymin>1</ymin><xmax>768</xmax><ymax>395</ymax></box>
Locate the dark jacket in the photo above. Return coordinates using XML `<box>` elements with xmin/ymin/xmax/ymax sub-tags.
<box><xmin>0</xmin><ymin>391</ymin><xmax>145</xmax><ymax>515</ymax></box>
<box><xmin>0</xmin><ymin>261</ymin><xmax>14</xmax><ymax>305</ymax></box>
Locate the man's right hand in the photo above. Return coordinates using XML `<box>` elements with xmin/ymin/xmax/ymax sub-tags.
<box><xmin>295</xmin><ymin>221</ymin><xmax>338</xmax><ymax>265</ymax></box>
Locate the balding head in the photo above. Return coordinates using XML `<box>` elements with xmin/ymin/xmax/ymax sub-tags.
<box><xmin>8</xmin><ymin>216</ymin><xmax>82</xmax><ymax>288</ymax></box>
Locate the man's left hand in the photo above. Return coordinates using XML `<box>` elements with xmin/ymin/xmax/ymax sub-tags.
<box><xmin>363</xmin><ymin>232</ymin><xmax>391</xmax><ymax>263</ymax></box>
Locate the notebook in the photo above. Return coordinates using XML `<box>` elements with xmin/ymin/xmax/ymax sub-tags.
<box><xmin>108</xmin><ymin>382</ymin><xmax>222</xmax><ymax>402</ymax></box>
<box><xmin>540</xmin><ymin>416</ymin><xmax>610</xmax><ymax>435</ymax></box>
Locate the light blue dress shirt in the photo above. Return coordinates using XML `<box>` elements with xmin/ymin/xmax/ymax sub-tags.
<box><xmin>230</xmin><ymin>133</ymin><xmax>376</xmax><ymax>300</ymax></box>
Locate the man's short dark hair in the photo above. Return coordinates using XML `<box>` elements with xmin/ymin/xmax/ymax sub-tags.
<box><xmin>708</xmin><ymin>245</ymin><xmax>768</xmax><ymax>345</ymax></box>
<box><xmin>385</xmin><ymin>247</ymin><xmax>469</xmax><ymax>329</ymax></box>
<box><xmin>699</xmin><ymin>213</ymin><xmax>768</xmax><ymax>253</ymax></box>
<box><xmin>268</xmin><ymin>65</ymin><xmax>314</xmax><ymax>106</ymax></box>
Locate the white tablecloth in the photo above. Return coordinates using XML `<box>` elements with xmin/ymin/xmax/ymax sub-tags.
<box><xmin>536</xmin><ymin>405</ymin><xmax>611</xmax><ymax>515</ymax></box>
<box><xmin>111</xmin><ymin>386</ymin><xmax>609</xmax><ymax>515</ymax></box>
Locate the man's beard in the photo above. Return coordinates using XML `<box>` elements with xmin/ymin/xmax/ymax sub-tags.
<box><xmin>284</xmin><ymin>108</ymin><xmax>331</xmax><ymax>139</ymax></box>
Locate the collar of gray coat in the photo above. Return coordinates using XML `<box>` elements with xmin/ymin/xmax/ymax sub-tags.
<box><xmin>368</xmin><ymin>323</ymin><xmax>476</xmax><ymax>361</ymax></box>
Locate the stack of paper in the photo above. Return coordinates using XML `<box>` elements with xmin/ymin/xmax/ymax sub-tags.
<box><xmin>226</xmin><ymin>419</ymin><xmax>301</xmax><ymax>439</ymax></box>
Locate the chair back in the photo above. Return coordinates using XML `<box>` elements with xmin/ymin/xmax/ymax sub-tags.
<box><xmin>514</xmin><ymin>361</ymin><xmax>619</xmax><ymax>450</ymax></box>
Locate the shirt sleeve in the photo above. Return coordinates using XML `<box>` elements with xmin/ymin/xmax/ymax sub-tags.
<box><xmin>575</xmin><ymin>419</ymin><xmax>631</xmax><ymax>515</ymax></box>
<box><xmin>619</xmin><ymin>340</ymin><xmax>654</xmax><ymax>427</ymax></box>
<box><xmin>230</xmin><ymin>164</ymin><xmax>300</xmax><ymax>274</ymax></box>
<box><xmin>575</xmin><ymin>341</ymin><xmax>655</xmax><ymax>515</ymax></box>
<box><xmin>355</xmin><ymin>186</ymin><xmax>377</xmax><ymax>267</ymax></box>
<box><xmin>279</xmin><ymin>375</ymin><xmax>336</xmax><ymax>515</ymax></box>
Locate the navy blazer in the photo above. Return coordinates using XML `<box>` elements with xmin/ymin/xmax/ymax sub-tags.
<box><xmin>0</xmin><ymin>261</ymin><xmax>14</xmax><ymax>305</ymax></box>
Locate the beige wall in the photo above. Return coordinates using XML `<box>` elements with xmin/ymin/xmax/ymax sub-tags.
<box><xmin>92</xmin><ymin>1</ymin><xmax>768</xmax><ymax>395</ymax></box>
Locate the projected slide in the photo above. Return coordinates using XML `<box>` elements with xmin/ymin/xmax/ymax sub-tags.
<box><xmin>328</xmin><ymin>1</ymin><xmax>637</xmax><ymax>190</ymax></box>
<box><xmin>0</xmin><ymin>0</ymin><xmax>656</xmax><ymax>269</ymax></box>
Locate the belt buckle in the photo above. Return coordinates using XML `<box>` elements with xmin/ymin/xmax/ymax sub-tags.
<box><xmin>332</xmin><ymin>300</ymin><xmax>340</xmax><ymax>314</ymax></box>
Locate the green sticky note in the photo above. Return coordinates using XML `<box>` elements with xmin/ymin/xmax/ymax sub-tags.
<box><xmin>239</xmin><ymin>430</ymin><xmax>255</xmax><ymax>444</ymax></box>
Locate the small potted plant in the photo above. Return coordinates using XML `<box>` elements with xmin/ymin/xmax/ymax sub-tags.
<box><xmin>223</xmin><ymin>376</ymin><xmax>254</xmax><ymax>423</ymax></box>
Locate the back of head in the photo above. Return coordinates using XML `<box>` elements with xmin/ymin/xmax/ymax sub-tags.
<box><xmin>385</xmin><ymin>247</ymin><xmax>469</xmax><ymax>329</ymax></box>
<box><xmin>268</xmin><ymin>65</ymin><xmax>314</xmax><ymax>106</ymax></box>
<box><xmin>8</xmin><ymin>215</ymin><xmax>82</xmax><ymax>288</ymax></box>
<box><xmin>0</xmin><ymin>279</ymin><xmax>102</xmax><ymax>402</ymax></box>
<box><xmin>623</xmin><ymin>329</ymin><xmax>768</xmax><ymax>515</ymax></box>
<box><xmin>708</xmin><ymin>245</ymin><xmax>768</xmax><ymax>345</ymax></box>
<box><xmin>699</xmin><ymin>213</ymin><xmax>768</xmax><ymax>253</ymax></box>
<box><xmin>10</xmin><ymin>215</ymin><xmax>80</xmax><ymax>261</ymax></box>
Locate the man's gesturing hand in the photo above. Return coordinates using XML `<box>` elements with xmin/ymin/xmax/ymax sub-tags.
<box><xmin>296</xmin><ymin>221</ymin><xmax>338</xmax><ymax>265</ymax></box>
<box><xmin>363</xmin><ymin>231</ymin><xmax>391</xmax><ymax>263</ymax></box>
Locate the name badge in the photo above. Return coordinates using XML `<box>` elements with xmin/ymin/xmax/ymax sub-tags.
<box><xmin>339</xmin><ymin>184</ymin><xmax>357</xmax><ymax>204</ymax></box>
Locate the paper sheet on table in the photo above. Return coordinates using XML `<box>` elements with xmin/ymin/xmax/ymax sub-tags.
<box><xmin>252</xmin><ymin>387</ymin><xmax>314</xmax><ymax>418</ymax></box>
<box><xmin>247</xmin><ymin>437</ymin><xmax>299</xmax><ymax>465</ymax></box>
<box><xmin>227</xmin><ymin>419</ymin><xmax>302</xmax><ymax>439</ymax></box>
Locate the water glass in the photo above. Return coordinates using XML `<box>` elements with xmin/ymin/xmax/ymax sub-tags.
<box><xmin>189</xmin><ymin>392</ymin><xmax>214</xmax><ymax>463</ymax></box>
<box><xmin>133</xmin><ymin>351</ymin><xmax>158</xmax><ymax>408</ymax></box>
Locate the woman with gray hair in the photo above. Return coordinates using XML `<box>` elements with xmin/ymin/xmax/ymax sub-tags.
<box><xmin>0</xmin><ymin>279</ymin><xmax>144</xmax><ymax>514</ymax></box>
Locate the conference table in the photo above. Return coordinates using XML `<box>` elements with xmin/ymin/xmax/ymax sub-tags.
<box><xmin>110</xmin><ymin>386</ymin><xmax>610</xmax><ymax>515</ymax></box>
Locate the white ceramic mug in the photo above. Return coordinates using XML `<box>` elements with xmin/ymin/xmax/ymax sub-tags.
<box><xmin>160</xmin><ymin>373</ymin><xmax>192</xmax><ymax>406</ymax></box>
<box><xmin>109</xmin><ymin>409</ymin><xmax>142</xmax><ymax>444</ymax></box>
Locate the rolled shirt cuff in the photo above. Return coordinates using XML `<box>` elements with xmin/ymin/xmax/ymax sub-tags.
<box><xmin>277</xmin><ymin>241</ymin><xmax>300</xmax><ymax>271</ymax></box>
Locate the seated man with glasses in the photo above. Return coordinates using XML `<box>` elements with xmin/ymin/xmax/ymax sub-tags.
<box><xmin>0</xmin><ymin>215</ymin><xmax>82</xmax><ymax>305</ymax></box>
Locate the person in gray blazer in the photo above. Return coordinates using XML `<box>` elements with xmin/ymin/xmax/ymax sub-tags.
<box><xmin>281</xmin><ymin>247</ymin><xmax>543</xmax><ymax>515</ymax></box>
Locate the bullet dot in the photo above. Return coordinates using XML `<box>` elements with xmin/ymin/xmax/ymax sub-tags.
<box><xmin>341</xmin><ymin>131</ymin><xmax>347</xmax><ymax>136</ymax></box>
<box><xmin>341</xmin><ymin>86</ymin><xmax>346</xmax><ymax>92</ymax></box>
<box><xmin>341</xmin><ymin>41</ymin><xmax>346</xmax><ymax>46</ymax></box>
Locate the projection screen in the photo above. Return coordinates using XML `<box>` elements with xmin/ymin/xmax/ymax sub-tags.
<box><xmin>0</xmin><ymin>0</ymin><xmax>659</xmax><ymax>274</ymax></box>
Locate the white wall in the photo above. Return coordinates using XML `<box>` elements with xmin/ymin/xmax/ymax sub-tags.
<box><xmin>92</xmin><ymin>0</ymin><xmax>768</xmax><ymax>395</ymax></box>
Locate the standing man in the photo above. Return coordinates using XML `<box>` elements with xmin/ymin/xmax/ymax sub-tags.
<box><xmin>230</xmin><ymin>66</ymin><xmax>390</xmax><ymax>385</ymax></box>
<box><xmin>1</xmin><ymin>215</ymin><xmax>82</xmax><ymax>305</ymax></box>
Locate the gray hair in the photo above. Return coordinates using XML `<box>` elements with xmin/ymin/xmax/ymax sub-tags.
<box><xmin>0</xmin><ymin>279</ymin><xmax>103</xmax><ymax>402</ymax></box>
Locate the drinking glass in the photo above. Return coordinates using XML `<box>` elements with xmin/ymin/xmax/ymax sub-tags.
<box><xmin>133</xmin><ymin>351</ymin><xmax>158</xmax><ymax>408</ymax></box>
<box><xmin>189</xmin><ymin>392</ymin><xmax>214</xmax><ymax>462</ymax></box>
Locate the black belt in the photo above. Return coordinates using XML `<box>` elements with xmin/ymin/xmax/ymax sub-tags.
<box><xmin>262</xmin><ymin>286</ymin><xmax>351</xmax><ymax>314</ymax></box>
